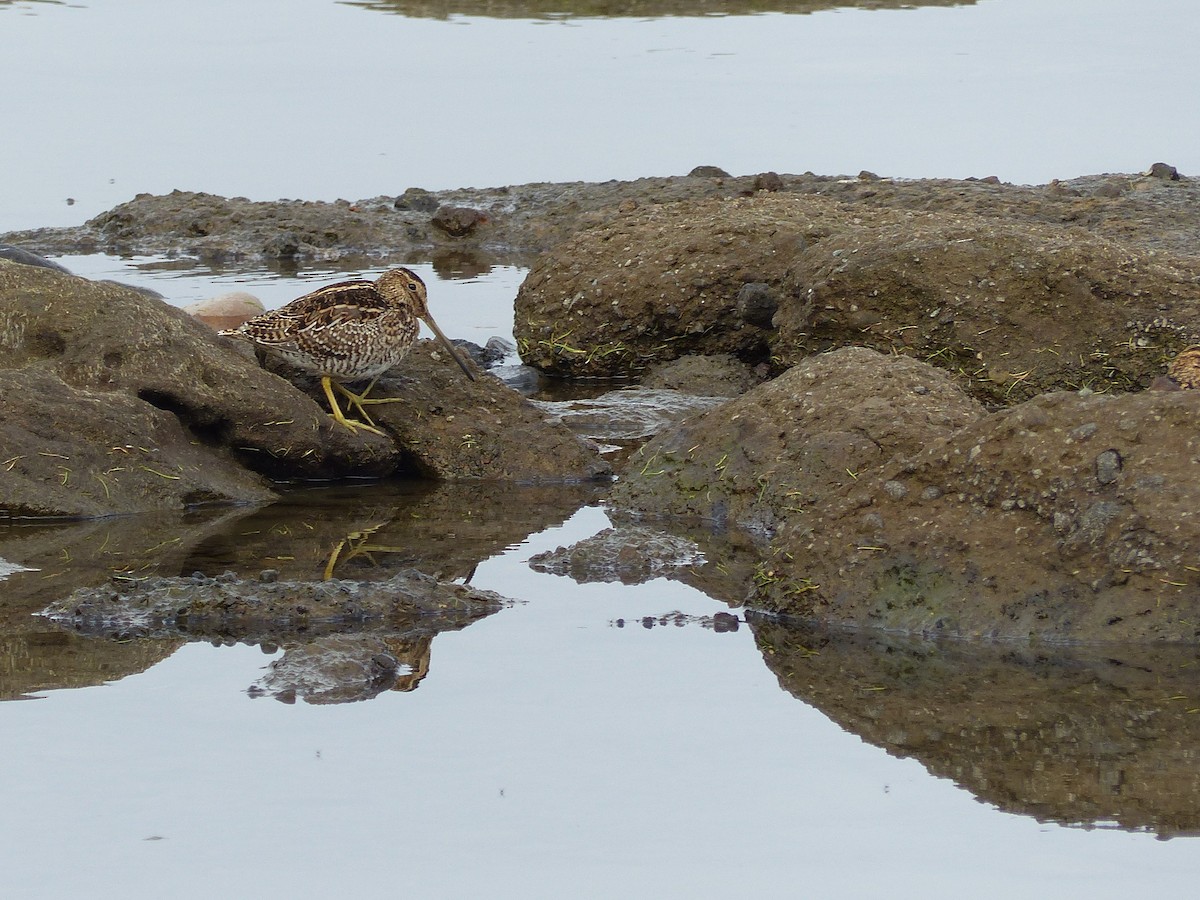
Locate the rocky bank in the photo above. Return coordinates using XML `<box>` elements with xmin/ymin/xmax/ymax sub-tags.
<box><xmin>0</xmin><ymin>261</ymin><xmax>608</xmax><ymax>518</ymax></box>
<box><xmin>5</xmin><ymin>166</ymin><xmax>1200</xmax><ymax>645</ymax></box>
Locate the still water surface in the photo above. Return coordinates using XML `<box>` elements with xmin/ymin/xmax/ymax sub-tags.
<box><xmin>3</xmin><ymin>1</ymin><xmax>1200</xmax><ymax>897</ymax></box>
<box><xmin>2</xmin><ymin>0</ymin><xmax>1199</xmax><ymax>232</ymax></box>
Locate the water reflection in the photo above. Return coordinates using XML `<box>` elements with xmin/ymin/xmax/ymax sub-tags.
<box><xmin>1</xmin><ymin>480</ymin><xmax>606</xmax><ymax>703</ymax></box>
<box><xmin>751</xmin><ymin>616</ymin><xmax>1200</xmax><ymax>838</ymax></box>
<box><xmin>182</xmin><ymin>479</ymin><xmax>607</xmax><ymax>582</ymax></box>
<box><xmin>0</xmin><ymin>506</ymin><xmax>256</xmax><ymax>700</ymax></box>
<box><xmin>340</xmin><ymin>0</ymin><xmax>973</xmax><ymax>20</ymax></box>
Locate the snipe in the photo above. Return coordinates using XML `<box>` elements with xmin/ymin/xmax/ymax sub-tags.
<box><xmin>222</xmin><ymin>267</ymin><xmax>474</xmax><ymax>435</ymax></box>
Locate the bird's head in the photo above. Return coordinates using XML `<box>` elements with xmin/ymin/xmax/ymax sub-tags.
<box><xmin>377</xmin><ymin>267</ymin><xmax>475</xmax><ymax>381</ymax></box>
<box><xmin>376</xmin><ymin>267</ymin><xmax>429</xmax><ymax>317</ymax></box>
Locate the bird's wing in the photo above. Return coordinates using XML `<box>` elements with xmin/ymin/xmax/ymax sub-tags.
<box><xmin>233</xmin><ymin>280</ymin><xmax>390</xmax><ymax>345</ymax></box>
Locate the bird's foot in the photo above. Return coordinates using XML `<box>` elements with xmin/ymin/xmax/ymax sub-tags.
<box><xmin>322</xmin><ymin>376</ymin><xmax>389</xmax><ymax>437</ymax></box>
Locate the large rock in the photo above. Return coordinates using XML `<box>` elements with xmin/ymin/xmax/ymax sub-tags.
<box><xmin>8</xmin><ymin>170</ymin><xmax>1198</xmax><ymax>268</ymax></box>
<box><xmin>0</xmin><ymin>368</ymin><xmax>276</xmax><ymax>517</ymax></box>
<box><xmin>612</xmin><ymin>348</ymin><xmax>985</xmax><ymax>536</ymax></box>
<box><xmin>773</xmin><ymin>218</ymin><xmax>1200</xmax><ymax>405</ymax></box>
<box><xmin>512</xmin><ymin>192</ymin><xmax>1200</xmax><ymax>392</ymax></box>
<box><xmin>754</xmin><ymin>388</ymin><xmax>1200</xmax><ymax>642</ymax></box>
<box><xmin>0</xmin><ymin>260</ymin><xmax>398</xmax><ymax>489</ymax></box>
<box><xmin>349</xmin><ymin>341</ymin><xmax>612</xmax><ymax>482</ymax></box>
<box><xmin>0</xmin><ymin>262</ymin><xmax>608</xmax><ymax>516</ymax></box>
<box><xmin>514</xmin><ymin>195</ymin><xmax>881</xmax><ymax>376</ymax></box>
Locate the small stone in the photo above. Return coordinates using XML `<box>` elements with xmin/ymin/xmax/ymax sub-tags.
<box><xmin>882</xmin><ymin>480</ymin><xmax>908</xmax><ymax>499</ymax></box>
<box><xmin>183</xmin><ymin>291</ymin><xmax>266</xmax><ymax>332</ymax></box>
<box><xmin>688</xmin><ymin>165</ymin><xmax>730</xmax><ymax>178</ymax></box>
<box><xmin>431</xmin><ymin>206</ymin><xmax>487</xmax><ymax>237</ymax></box>
<box><xmin>1146</xmin><ymin>162</ymin><xmax>1181</xmax><ymax>180</ymax></box>
<box><xmin>258</xmin><ymin>569</ymin><xmax>279</xmax><ymax>583</ymax></box>
<box><xmin>393</xmin><ymin>188</ymin><xmax>440</xmax><ymax>212</ymax></box>
<box><xmin>920</xmin><ymin>486</ymin><xmax>943</xmax><ymax>501</ymax></box>
<box><xmin>1095</xmin><ymin>449</ymin><xmax>1123</xmax><ymax>485</ymax></box>
<box><xmin>1167</xmin><ymin>346</ymin><xmax>1200</xmax><ymax>388</ymax></box>
<box><xmin>1068</xmin><ymin>422</ymin><xmax>1098</xmax><ymax>442</ymax></box>
<box><xmin>753</xmin><ymin>172</ymin><xmax>783</xmax><ymax>192</ymax></box>
<box><xmin>0</xmin><ymin>245</ymin><xmax>72</xmax><ymax>274</ymax></box>
<box><xmin>483</xmin><ymin>336</ymin><xmax>516</xmax><ymax>365</ymax></box>
<box><xmin>736</xmin><ymin>282</ymin><xmax>778</xmax><ymax>328</ymax></box>
<box><xmin>858</xmin><ymin>170</ymin><xmax>880</xmax><ymax>181</ymax></box>
<box><xmin>371</xmin><ymin>653</ymin><xmax>399</xmax><ymax>672</ymax></box>
<box><xmin>712</xmin><ymin>612</ymin><xmax>740</xmax><ymax>633</ymax></box>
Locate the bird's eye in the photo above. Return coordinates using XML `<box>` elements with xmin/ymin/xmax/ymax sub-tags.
<box><xmin>408</xmin><ymin>282</ymin><xmax>419</xmax><ymax>291</ymax></box>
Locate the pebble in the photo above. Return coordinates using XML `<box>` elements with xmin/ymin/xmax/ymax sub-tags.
<box><xmin>1095</xmin><ymin>449</ymin><xmax>1123</xmax><ymax>485</ymax></box>
<box><xmin>1146</xmin><ymin>162</ymin><xmax>1181</xmax><ymax>180</ymax></box>
<box><xmin>183</xmin><ymin>291</ymin><xmax>265</xmax><ymax>331</ymax></box>
<box><xmin>431</xmin><ymin>205</ymin><xmax>487</xmax><ymax>237</ymax></box>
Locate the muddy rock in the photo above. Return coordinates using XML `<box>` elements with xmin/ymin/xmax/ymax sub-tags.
<box><xmin>0</xmin><ymin>261</ymin><xmax>404</xmax><ymax>512</ymax></box>
<box><xmin>359</xmin><ymin>342</ymin><xmax>613</xmax><ymax>482</ymax></box>
<box><xmin>773</xmin><ymin>218</ymin><xmax>1200</xmax><ymax>404</ymax></box>
<box><xmin>513</xmin><ymin>195</ymin><xmax>877</xmax><ymax>376</ymax></box>
<box><xmin>0</xmin><ymin>262</ymin><xmax>609</xmax><ymax>517</ymax></box>
<box><xmin>4</xmin><ymin>176</ymin><xmax>807</xmax><ymax>266</ymax></box>
<box><xmin>612</xmin><ymin>348</ymin><xmax>986</xmax><ymax>537</ymax></box>
<box><xmin>431</xmin><ymin>205</ymin><xmax>487</xmax><ymax>237</ymax></box>
<box><xmin>0</xmin><ymin>368</ymin><xmax>277</xmax><ymax>518</ymax></box>
<box><xmin>752</xmin><ymin>617</ymin><xmax>1200</xmax><ymax>837</ymax></box>
<box><xmin>42</xmin><ymin>568</ymin><xmax>509</xmax><ymax>703</ymax></box>
<box><xmin>640</xmin><ymin>353</ymin><xmax>763</xmax><ymax>397</ymax></box>
<box><xmin>8</xmin><ymin>170</ymin><xmax>1200</xmax><ymax>270</ymax></box>
<box><xmin>754</xmin><ymin>389</ymin><xmax>1200</xmax><ymax>642</ymax></box>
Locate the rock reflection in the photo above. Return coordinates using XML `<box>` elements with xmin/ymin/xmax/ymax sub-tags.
<box><xmin>5</xmin><ymin>480</ymin><xmax>602</xmax><ymax>703</ymax></box>
<box><xmin>340</xmin><ymin>0</ymin><xmax>973</xmax><ymax>21</ymax></box>
<box><xmin>0</xmin><ymin>506</ymin><xmax>259</xmax><ymax>700</ymax></box>
<box><xmin>250</xmin><ymin>633</ymin><xmax>435</xmax><ymax>703</ymax></box>
<box><xmin>750</xmin><ymin>616</ymin><xmax>1200</xmax><ymax>838</ymax></box>
<box><xmin>529</xmin><ymin>524</ymin><xmax>705</xmax><ymax>584</ymax></box>
<box><xmin>43</xmin><ymin>569</ymin><xmax>508</xmax><ymax>705</ymax></box>
<box><xmin>536</xmin><ymin>512</ymin><xmax>762</xmax><ymax>607</ymax></box>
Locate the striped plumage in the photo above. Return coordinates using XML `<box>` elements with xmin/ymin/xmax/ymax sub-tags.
<box><xmin>222</xmin><ymin>267</ymin><xmax>474</xmax><ymax>434</ymax></box>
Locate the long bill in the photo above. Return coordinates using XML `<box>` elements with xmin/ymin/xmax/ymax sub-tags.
<box><xmin>422</xmin><ymin>313</ymin><xmax>477</xmax><ymax>381</ymax></box>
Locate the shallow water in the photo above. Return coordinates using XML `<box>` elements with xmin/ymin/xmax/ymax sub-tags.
<box><xmin>4</xmin><ymin>0</ymin><xmax>1200</xmax><ymax>896</ymax></box>
<box><xmin>53</xmin><ymin>253</ymin><xmax>527</xmax><ymax>349</ymax></box>
<box><xmin>5</xmin><ymin>495</ymin><xmax>1200</xmax><ymax>898</ymax></box>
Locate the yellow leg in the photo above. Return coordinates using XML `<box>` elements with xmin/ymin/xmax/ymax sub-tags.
<box><xmin>333</xmin><ymin>377</ymin><xmax>406</xmax><ymax>423</ymax></box>
<box><xmin>320</xmin><ymin>376</ymin><xmax>386</xmax><ymax>436</ymax></box>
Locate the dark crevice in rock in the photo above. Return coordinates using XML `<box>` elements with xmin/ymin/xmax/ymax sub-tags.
<box><xmin>136</xmin><ymin>388</ymin><xmax>233</xmax><ymax>448</ymax></box>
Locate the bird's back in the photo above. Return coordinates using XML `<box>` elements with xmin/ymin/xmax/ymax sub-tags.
<box><xmin>223</xmin><ymin>279</ymin><xmax>420</xmax><ymax>380</ymax></box>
